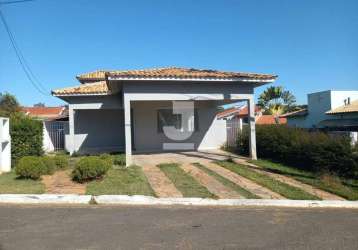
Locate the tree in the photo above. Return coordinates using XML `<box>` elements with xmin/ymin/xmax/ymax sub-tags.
<box><xmin>0</xmin><ymin>92</ymin><xmax>21</xmax><ymax>116</ymax></box>
<box><xmin>33</xmin><ymin>102</ymin><xmax>45</xmax><ymax>107</ymax></box>
<box><xmin>258</xmin><ymin>86</ymin><xmax>296</xmax><ymax>115</ymax></box>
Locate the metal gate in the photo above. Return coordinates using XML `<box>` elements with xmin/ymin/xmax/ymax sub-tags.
<box><xmin>45</xmin><ymin>121</ymin><xmax>68</xmax><ymax>151</ymax></box>
<box><xmin>226</xmin><ymin>119</ymin><xmax>243</xmax><ymax>148</ymax></box>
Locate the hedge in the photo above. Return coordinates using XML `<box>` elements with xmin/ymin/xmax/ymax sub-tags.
<box><xmin>10</xmin><ymin>114</ymin><xmax>43</xmax><ymax>165</ymax></box>
<box><xmin>235</xmin><ymin>125</ymin><xmax>358</xmax><ymax>177</ymax></box>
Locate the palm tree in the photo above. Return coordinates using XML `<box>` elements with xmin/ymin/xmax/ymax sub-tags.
<box><xmin>258</xmin><ymin>86</ymin><xmax>296</xmax><ymax>115</ymax></box>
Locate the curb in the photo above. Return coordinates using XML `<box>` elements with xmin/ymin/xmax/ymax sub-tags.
<box><xmin>94</xmin><ymin>195</ymin><xmax>358</xmax><ymax>208</ymax></box>
<box><xmin>0</xmin><ymin>194</ymin><xmax>358</xmax><ymax>208</ymax></box>
<box><xmin>0</xmin><ymin>194</ymin><xmax>92</xmax><ymax>204</ymax></box>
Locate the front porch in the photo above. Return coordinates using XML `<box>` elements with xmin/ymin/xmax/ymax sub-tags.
<box><xmin>65</xmin><ymin>97</ymin><xmax>257</xmax><ymax>166</ymax></box>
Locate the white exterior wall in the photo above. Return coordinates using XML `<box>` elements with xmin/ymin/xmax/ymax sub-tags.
<box><xmin>0</xmin><ymin>117</ymin><xmax>11</xmax><ymax>173</ymax></box>
<box><xmin>42</xmin><ymin>121</ymin><xmax>55</xmax><ymax>152</ymax></box>
<box><xmin>131</xmin><ymin>101</ymin><xmax>226</xmax><ymax>152</ymax></box>
<box><xmin>65</xmin><ymin>109</ymin><xmax>125</xmax><ymax>154</ymax></box>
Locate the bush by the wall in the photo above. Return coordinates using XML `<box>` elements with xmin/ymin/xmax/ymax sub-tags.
<box><xmin>113</xmin><ymin>154</ymin><xmax>126</xmax><ymax>166</ymax></box>
<box><xmin>53</xmin><ymin>155</ymin><xmax>69</xmax><ymax>169</ymax></box>
<box><xmin>99</xmin><ymin>153</ymin><xmax>114</xmax><ymax>166</ymax></box>
<box><xmin>10</xmin><ymin>114</ymin><xmax>43</xmax><ymax>165</ymax></box>
<box><xmin>72</xmin><ymin>156</ymin><xmax>111</xmax><ymax>183</ymax></box>
<box><xmin>15</xmin><ymin>156</ymin><xmax>47</xmax><ymax>180</ymax></box>
<box><xmin>236</xmin><ymin>125</ymin><xmax>358</xmax><ymax>177</ymax></box>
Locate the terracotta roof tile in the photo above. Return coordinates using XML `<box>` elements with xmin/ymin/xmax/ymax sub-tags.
<box><xmin>52</xmin><ymin>81</ymin><xmax>110</xmax><ymax>96</ymax></box>
<box><xmin>77</xmin><ymin>67</ymin><xmax>277</xmax><ymax>82</ymax></box>
<box><xmin>326</xmin><ymin>100</ymin><xmax>358</xmax><ymax>114</ymax></box>
<box><xmin>21</xmin><ymin>106</ymin><xmax>65</xmax><ymax>119</ymax></box>
<box><xmin>280</xmin><ymin>109</ymin><xmax>308</xmax><ymax>118</ymax></box>
<box><xmin>256</xmin><ymin>115</ymin><xmax>287</xmax><ymax>125</ymax></box>
<box><xmin>217</xmin><ymin>106</ymin><xmax>261</xmax><ymax>119</ymax></box>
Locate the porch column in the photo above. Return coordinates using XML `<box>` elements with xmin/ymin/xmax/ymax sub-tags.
<box><xmin>68</xmin><ymin>106</ymin><xmax>75</xmax><ymax>155</ymax></box>
<box><xmin>248</xmin><ymin>98</ymin><xmax>257</xmax><ymax>160</ymax></box>
<box><xmin>124</xmin><ymin>96</ymin><xmax>132</xmax><ymax>166</ymax></box>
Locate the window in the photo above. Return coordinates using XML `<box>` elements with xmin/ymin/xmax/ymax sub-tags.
<box><xmin>157</xmin><ymin>109</ymin><xmax>199</xmax><ymax>133</ymax></box>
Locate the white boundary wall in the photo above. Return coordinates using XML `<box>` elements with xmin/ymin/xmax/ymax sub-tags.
<box><xmin>0</xmin><ymin>117</ymin><xmax>11</xmax><ymax>173</ymax></box>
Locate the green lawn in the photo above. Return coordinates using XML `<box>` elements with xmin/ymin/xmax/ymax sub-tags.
<box><xmin>217</xmin><ymin>161</ymin><xmax>320</xmax><ymax>200</ymax></box>
<box><xmin>193</xmin><ymin>163</ymin><xmax>260</xmax><ymax>199</ymax></box>
<box><xmin>158</xmin><ymin>163</ymin><xmax>217</xmax><ymax>198</ymax></box>
<box><xmin>250</xmin><ymin>159</ymin><xmax>358</xmax><ymax>200</ymax></box>
<box><xmin>86</xmin><ymin>166</ymin><xmax>156</xmax><ymax>196</ymax></box>
<box><xmin>0</xmin><ymin>171</ymin><xmax>45</xmax><ymax>194</ymax></box>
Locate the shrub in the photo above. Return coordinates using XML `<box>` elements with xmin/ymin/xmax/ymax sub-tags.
<box><xmin>40</xmin><ymin>156</ymin><xmax>56</xmax><ymax>175</ymax></box>
<box><xmin>236</xmin><ymin>125</ymin><xmax>358</xmax><ymax>177</ymax></box>
<box><xmin>99</xmin><ymin>153</ymin><xmax>114</xmax><ymax>165</ymax></box>
<box><xmin>72</xmin><ymin>156</ymin><xmax>111</xmax><ymax>183</ymax></box>
<box><xmin>113</xmin><ymin>154</ymin><xmax>126</xmax><ymax>166</ymax></box>
<box><xmin>10</xmin><ymin>113</ymin><xmax>43</xmax><ymax>165</ymax></box>
<box><xmin>53</xmin><ymin>155</ymin><xmax>68</xmax><ymax>169</ymax></box>
<box><xmin>15</xmin><ymin>156</ymin><xmax>47</xmax><ymax>180</ymax></box>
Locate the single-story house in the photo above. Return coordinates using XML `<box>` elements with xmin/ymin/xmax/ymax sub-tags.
<box><xmin>52</xmin><ymin>67</ymin><xmax>277</xmax><ymax>166</ymax></box>
<box><xmin>21</xmin><ymin>106</ymin><xmax>69</xmax><ymax>152</ymax></box>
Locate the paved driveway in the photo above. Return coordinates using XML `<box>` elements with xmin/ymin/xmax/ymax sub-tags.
<box><xmin>0</xmin><ymin>205</ymin><xmax>357</xmax><ymax>250</ymax></box>
<box><xmin>132</xmin><ymin>149</ymin><xmax>232</xmax><ymax>166</ymax></box>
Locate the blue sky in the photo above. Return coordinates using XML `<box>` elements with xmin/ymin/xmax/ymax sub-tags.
<box><xmin>0</xmin><ymin>0</ymin><xmax>357</xmax><ymax>106</ymax></box>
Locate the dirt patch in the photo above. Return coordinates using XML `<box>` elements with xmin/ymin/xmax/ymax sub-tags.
<box><xmin>42</xmin><ymin>170</ymin><xmax>86</xmax><ymax>194</ymax></box>
<box><xmin>181</xmin><ymin>164</ymin><xmax>242</xmax><ymax>199</ymax></box>
<box><xmin>142</xmin><ymin>165</ymin><xmax>183</xmax><ymax>198</ymax></box>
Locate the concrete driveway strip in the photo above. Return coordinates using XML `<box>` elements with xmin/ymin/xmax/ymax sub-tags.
<box><xmin>142</xmin><ymin>165</ymin><xmax>183</xmax><ymax>198</ymax></box>
<box><xmin>203</xmin><ymin>162</ymin><xmax>285</xmax><ymax>199</ymax></box>
<box><xmin>235</xmin><ymin>159</ymin><xmax>345</xmax><ymax>200</ymax></box>
<box><xmin>180</xmin><ymin>164</ymin><xmax>243</xmax><ymax>199</ymax></box>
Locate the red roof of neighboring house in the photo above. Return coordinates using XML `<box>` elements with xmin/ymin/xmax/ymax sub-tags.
<box><xmin>256</xmin><ymin>115</ymin><xmax>287</xmax><ymax>125</ymax></box>
<box><xmin>280</xmin><ymin>109</ymin><xmax>308</xmax><ymax>118</ymax></box>
<box><xmin>217</xmin><ymin>105</ymin><xmax>261</xmax><ymax>119</ymax></box>
<box><xmin>21</xmin><ymin>106</ymin><xmax>66</xmax><ymax>120</ymax></box>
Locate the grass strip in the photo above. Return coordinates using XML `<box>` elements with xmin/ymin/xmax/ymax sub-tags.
<box><xmin>158</xmin><ymin>163</ymin><xmax>217</xmax><ymax>198</ymax></box>
<box><xmin>86</xmin><ymin>166</ymin><xmax>156</xmax><ymax>196</ymax></box>
<box><xmin>217</xmin><ymin>161</ymin><xmax>320</xmax><ymax>200</ymax></box>
<box><xmin>0</xmin><ymin>171</ymin><xmax>45</xmax><ymax>194</ymax></box>
<box><xmin>193</xmin><ymin>163</ymin><xmax>260</xmax><ymax>199</ymax></box>
<box><xmin>250</xmin><ymin>159</ymin><xmax>358</xmax><ymax>200</ymax></box>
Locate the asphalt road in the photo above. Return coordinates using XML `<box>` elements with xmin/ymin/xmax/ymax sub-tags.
<box><xmin>0</xmin><ymin>205</ymin><xmax>357</xmax><ymax>250</ymax></box>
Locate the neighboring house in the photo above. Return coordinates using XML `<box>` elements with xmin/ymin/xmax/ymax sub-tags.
<box><xmin>22</xmin><ymin>106</ymin><xmax>69</xmax><ymax>152</ymax></box>
<box><xmin>52</xmin><ymin>67</ymin><xmax>277</xmax><ymax>165</ymax></box>
<box><xmin>22</xmin><ymin>106</ymin><xmax>66</xmax><ymax>120</ymax></box>
<box><xmin>282</xmin><ymin>90</ymin><xmax>358</xmax><ymax>144</ymax></box>
<box><xmin>217</xmin><ymin>105</ymin><xmax>286</xmax><ymax>130</ymax></box>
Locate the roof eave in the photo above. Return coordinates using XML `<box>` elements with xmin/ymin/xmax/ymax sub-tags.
<box><xmin>107</xmin><ymin>76</ymin><xmax>277</xmax><ymax>83</ymax></box>
<box><xmin>52</xmin><ymin>92</ymin><xmax>110</xmax><ymax>97</ymax></box>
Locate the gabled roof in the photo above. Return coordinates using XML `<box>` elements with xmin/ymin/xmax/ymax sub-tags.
<box><xmin>21</xmin><ymin>106</ymin><xmax>66</xmax><ymax>119</ymax></box>
<box><xmin>77</xmin><ymin>67</ymin><xmax>277</xmax><ymax>83</ymax></box>
<box><xmin>326</xmin><ymin>99</ymin><xmax>358</xmax><ymax>114</ymax></box>
<box><xmin>52</xmin><ymin>81</ymin><xmax>110</xmax><ymax>96</ymax></box>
